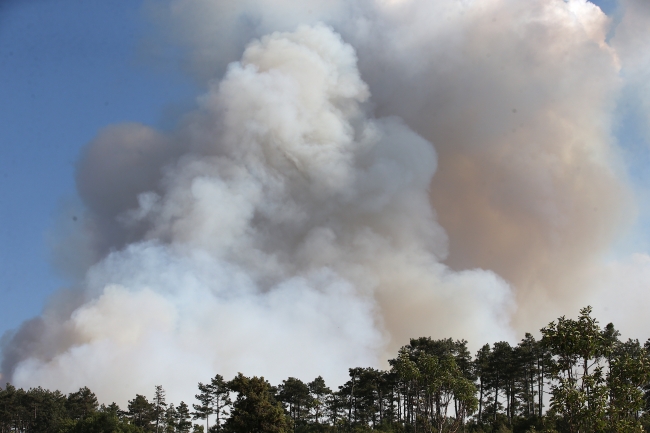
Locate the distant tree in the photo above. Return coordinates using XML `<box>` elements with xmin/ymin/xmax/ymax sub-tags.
<box><xmin>153</xmin><ymin>386</ymin><xmax>168</xmax><ymax>433</ymax></box>
<box><xmin>176</xmin><ymin>401</ymin><xmax>193</xmax><ymax>433</ymax></box>
<box><xmin>59</xmin><ymin>410</ymin><xmax>145</xmax><ymax>433</ymax></box>
<box><xmin>224</xmin><ymin>373</ymin><xmax>290</xmax><ymax>433</ymax></box>
<box><xmin>164</xmin><ymin>403</ymin><xmax>178</xmax><ymax>433</ymax></box>
<box><xmin>492</xmin><ymin>341</ymin><xmax>516</xmax><ymax>424</ymax></box>
<box><xmin>66</xmin><ymin>386</ymin><xmax>99</xmax><ymax>421</ymax></box>
<box><xmin>0</xmin><ymin>384</ymin><xmax>68</xmax><ymax>433</ymax></box>
<box><xmin>515</xmin><ymin>333</ymin><xmax>541</xmax><ymax>419</ymax></box>
<box><xmin>210</xmin><ymin>375</ymin><xmax>232</xmax><ymax>432</ymax></box>
<box><xmin>277</xmin><ymin>377</ymin><xmax>312</xmax><ymax>428</ymax></box>
<box><xmin>193</xmin><ymin>381</ymin><xmax>214</xmax><ymax>432</ymax></box>
<box><xmin>101</xmin><ymin>402</ymin><xmax>123</xmax><ymax>418</ymax></box>
<box><xmin>474</xmin><ymin>344</ymin><xmax>491</xmax><ymax>422</ymax></box>
<box><xmin>128</xmin><ymin>394</ymin><xmax>155</xmax><ymax>431</ymax></box>
<box><xmin>542</xmin><ymin>306</ymin><xmax>611</xmax><ymax>433</ymax></box>
<box><xmin>308</xmin><ymin>376</ymin><xmax>331</xmax><ymax>425</ymax></box>
<box><xmin>193</xmin><ymin>374</ymin><xmax>232</xmax><ymax>433</ymax></box>
<box><xmin>607</xmin><ymin>339</ymin><xmax>650</xmax><ymax>432</ymax></box>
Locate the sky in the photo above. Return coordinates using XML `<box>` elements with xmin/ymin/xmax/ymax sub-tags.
<box><xmin>1</xmin><ymin>0</ymin><xmax>650</xmax><ymax>405</ymax></box>
<box><xmin>0</xmin><ymin>0</ymin><xmax>197</xmax><ymax>334</ymax></box>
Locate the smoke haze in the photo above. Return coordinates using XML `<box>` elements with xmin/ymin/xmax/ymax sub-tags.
<box><xmin>2</xmin><ymin>0</ymin><xmax>650</xmax><ymax>406</ymax></box>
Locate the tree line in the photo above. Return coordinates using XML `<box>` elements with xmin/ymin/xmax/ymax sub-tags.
<box><xmin>2</xmin><ymin>306</ymin><xmax>650</xmax><ymax>433</ymax></box>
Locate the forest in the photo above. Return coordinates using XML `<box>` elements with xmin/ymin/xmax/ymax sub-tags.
<box><xmin>2</xmin><ymin>306</ymin><xmax>650</xmax><ymax>433</ymax></box>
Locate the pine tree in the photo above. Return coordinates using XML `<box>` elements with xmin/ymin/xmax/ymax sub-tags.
<box><xmin>277</xmin><ymin>377</ymin><xmax>312</xmax><ymax>427</ymax></box>
<box><xmin>193</xmin><ymin>382</ymin><xmax>214</xmax><ymax>432</ymax></box>
<box><xmin>308</xmin><ymin>376</ymin><xmax>331</xmax><ymax>425</ymax></box>
<box><xmin>66</xmin><ymin>386</ymin><xmax>99</xmax><ymax>421</ymax></box>
<box><xmin>153</xmin><ymin>385</ymin><xmax>168</xmax><ymax>433</ymax></box>
<box><xmin>176</xmin><ymin>401</ymin><xmax>193</xmax><ymax>433</ymax></box>
<box><xmin>128</xmin><ymin>394</ymin><xmax>155</xmax><ymax>431</ymax></box>
<box><xmin>164</xmin><ymin>403</ymin><xmax>178</xmax><ymax>433</ymax></box>
<box><xmin>224</xmin><ymin>374</ymin><xmax>290</xmax><ymax>433</ymax></box>
<box><xmin>210</xmin><ymin>375</ymin><xmax>231</xmax><ymax>432</ymax></box>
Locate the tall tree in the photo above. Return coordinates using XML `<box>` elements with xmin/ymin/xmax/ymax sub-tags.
<box><xmin>164</xmin><ymin>403</ymin><xmax>178</xmax><ymax>433</ymax></box>
<box><xmin>209</xmin><ymin>375</ymin><xmax>231</xmax><ymax>433</ymax></box>
<box><xmin>224</xmin><ymin>374</ymin><xmax>290</xmax><ymax>433</ymax></box>
<box><xmin>542</xmin><ymin>306</ymin><xmax>611</xmax><ymax>433</ymax></box>
<box><xmin>277</xmin><ymin>377</ymin><xmax>312</xmax><ymax>428</ymax></box>
<box><xmin>193</xmin><ymin>382</ymin><xmax>214</xmax><ymax>432</ymax></box>
<box><xmin>66</xmin><ymin>387</ymin><xmax>99</xmax><ymax>421</ymax></box>
<box><xmin>153</xmin><ymin>385</ymin><xmax>168</xmax><ymax>433</ymax></box>
<box><xmin>308</xmin><ymin>376</ymin><xmax>331</xmax><ymax>426</ymax></box>
<box><xmin>607</xmin><ymin>339</ymin><xmax>650</xmax><ymax>432</ymax></box>
<box><xmin>128</xmin><ymin>394</ymin><xmax>155</xmax><ymax>431</ymax></box>
<box><xmin>474</xmin><ymin>344</ymin><xmax>491</xmax><ymax>422</ymax></box>
<box><xmin>176</xmin><ymin>401</ymin><xmax>193</xmax><ymax>433</ymax></box>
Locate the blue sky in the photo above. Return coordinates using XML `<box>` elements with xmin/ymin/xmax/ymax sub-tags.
<box><xmin>0</xmin><ymin>0</ymin><xmax>646</xmax><ymax>340</ymax></box>
<box><xmin>0</xmin><ymin>0</ymin><xmax>197</xmax><ymax>335</ymax></box>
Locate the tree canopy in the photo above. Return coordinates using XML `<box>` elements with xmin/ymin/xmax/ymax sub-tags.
<box><xmin>3</xmin><ymin>307</ymin><xmax>650</xmax><ymax>433</ymax></box>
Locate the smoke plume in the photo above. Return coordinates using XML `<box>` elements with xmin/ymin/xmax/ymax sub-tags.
<box><xmin>2</xmin><ymin>0</ymin><xmax>649</xmax><ymax>406</ymax></box>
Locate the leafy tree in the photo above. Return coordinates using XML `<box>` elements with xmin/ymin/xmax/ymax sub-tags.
<box><xmin>308</xmin><ymin>376</ymin><xmax>331</xmax><ymax>425</ymax></box>
<box><xmin>224</xmin><ymin>373</ymin><xmax>290</xmax><ymax>433</ymax></box>
<box><xmin>277</xmin><ymin>377</ymin><xmax>312</xmax><ymax>428</ymax></box>
<box><xmin>388</xmin><ymin>344</ymin><xmax>477</xmax><ymax>433</ymax></box>
<box><xmin>607</xmin><ymin>339</ymin><xmax>650</xmax><ymax>432</ymax></box>
<box><xmin>59</xmin><ymin>411</ymin><xmax>145</xmax><ymax>433</ymax></box>
<box><xmin>542</xmin><ymin>306</ymin><xmax>612</xmax><ymax>433</ymax></box>
<box><xmin>193</xmin><ymin>374</ymin><xmax>231</xmax><ymax>433</ymax></box>
<box><xmin>128</xmin><ymin>394</ymin><xmax>155</xmax><ymax>431</ymax></box>
<box><xmin>324</xmin><ymin>390</ymin><xmax>346</xmax><ymax>429</ymax></box>
<box><xmin>67</xmin><ymin>386</ymin><xmax>99</xmax><ymax>421</ymax></box>
<box><xmin>0</xmin><ymin>384</ymin><xmax>68</xmax><ymax>433</ymax></box>
<box><xmin>338</xmin><ymin>367</ymin><xmax>384</xmax><ymax>428</ymax></box>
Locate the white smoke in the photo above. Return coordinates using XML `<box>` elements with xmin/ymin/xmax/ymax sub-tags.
<box><xmin>590</xmin><ymin>253</ymin><xmax>650</xmax><ymax>339</ymax></box>
<box><xmin>3</xmin><ymin>0</ymin><xmax>650</xmax><ymax>407</ymax></box>
<box><xmin>150</xmin><ymin>0</ymin><xmax>638</xmax><ymax>330</ymax></box>
<box><xmin>4</xmin><ymin>24</ymin><xmax>513</xmax><ymax>405</ymax></box>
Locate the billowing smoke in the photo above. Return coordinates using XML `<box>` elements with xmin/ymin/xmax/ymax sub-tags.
<box><xmin>148</xmin><ymin>0</ymin><xmax>638</xmax><ymax>329</ymax></box>
<box><xmin>2</xmin><ymin>0</ymin><xmax>649</xmax><ymax>406</ymax></box>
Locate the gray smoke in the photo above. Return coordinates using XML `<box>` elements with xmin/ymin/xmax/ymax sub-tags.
<box><xmin>2</xmin><ymin>0</ymin><xmax>649</xmax><ymax>406</ymax></box>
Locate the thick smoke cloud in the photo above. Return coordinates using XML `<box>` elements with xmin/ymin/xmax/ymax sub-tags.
<box><xmin>352</xmin><ymin>0</ymin><xmax>633</xmax><ymax>331</ymax></box>
<box><xmin>2</xmin><ymin>0</ymin><xmax>649</xmax><ymax>406</ymax></box>
<box><xmin>148</xmin><ymin>0</ymin><xmax>637</xmax><ymax>329</ymax></box>
<box><xmin>2</xmin><ymin>23</ymin><xmax>513</xmax><ymax>405</ymax></box>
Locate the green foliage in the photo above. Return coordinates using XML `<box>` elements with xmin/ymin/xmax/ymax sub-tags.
<box><xmin>224</xmin><ymin>373</ymin><xmax>290</xmax><ymax>433</ymax></box>
<box><xmin>4</xmin><ymin>306</ymin><xmax>650</xmax><ymax>433</ymax></box>
<box><xmin>307</xmin><ymin>376</ymin><xmax>331</xmax><ymax>425</ymax></box>
<box><xmin>58</xmin><ymin>411</ymin><xmax>145</xmax><ymax>433</ymax></box>
<box><xmin>153</xmin><ymin>385</ymin><xmax>168</xmax><ymax>433</ymax></box>
<box><xmin>128</xmin><ymin>394</ymin><xmax>156</xmax><ymax>431</ymax></box>
<box><xmin>176</xmin><ymin>401</ymin><xmax>193</xmax><ymax>433</ymax></box>
<box><xmin>542</xmin><ymin>306</ymin><xmax>623</xmax><ymax>433</ymax></box>
<box><xmin>0</xmin><ymin>383</ymin><xmax>68</xmax><ymax>432</ymax></box>
<box><xmin>193</xmin><ymin>374</ymin><xmax>232</xmax><ymax>433</ymax></box>
<box><xmin>277</xmin><ymin>377</ymin><xmax>312</xmax><ymax>426</ymax></box>
<box><xmin>67</xmin><ymin>387</ymin><xmax>100</xmax><ymax>421</ymax></box>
